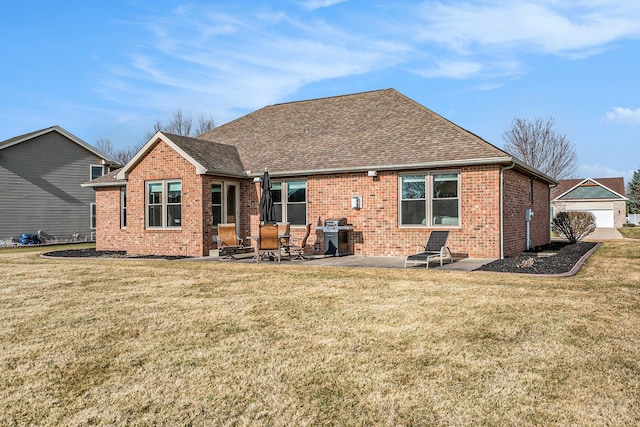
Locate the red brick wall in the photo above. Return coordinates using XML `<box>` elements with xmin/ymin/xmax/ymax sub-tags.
<box><xmin>124</xmin><ymin>140</ymin><xmax>207</xmax><ymax>257</ymax></box>
<box><xmin>502</xmin><ymin>169</ymin><xmax>551</xmax><ymax>256</ymax></box>
<box><xmin>94</xmin><ymin>141</ymin><xmax>550</xmax><ymax>258</ymax></box>
<box><xmin>293</xmin><ymin>166</ymin><xmax>503</xmax><ymax>258</ymax></box>
<box><xmin>95</xmin><ymin>186</ymin><xmax>127</xmax><ymax>251</ymax></box>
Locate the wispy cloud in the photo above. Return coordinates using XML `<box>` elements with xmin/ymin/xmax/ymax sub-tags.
<box><xmin>98</xmin><ymin>1</ymin><xmax>640</xmax><ymax>122</ymax></box>
<box><xmin>603</xmin><ymin>107</ymin><xmax>640</xmax><ymax>125</ymax></box>
<box><xmin>413</xmin><ymin>1</ymin><xmax>640</xmax><ymax>57</ymax></box>
<box><xmin>299</xmin><ymin>0</ymin><xmax>347</xmax><ymax>11</ymax></box>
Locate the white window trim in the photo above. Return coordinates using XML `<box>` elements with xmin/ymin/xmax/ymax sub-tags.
<box><xmin>145</xmin><ymin>180</ymin><xmax>182</xmax><ymax>229</ymax></box>
<box><xmin>398</xmin><ymin>171</ymin><xmax>461</xmax><ymax>228</ymax></box>
<box><xmin>90</xmin><ymin>164</ymin><xmax>105</xmax><ymax>180</ymax></box>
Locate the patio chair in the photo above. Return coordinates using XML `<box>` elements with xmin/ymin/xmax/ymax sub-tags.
<box><xmin>257</xmin><ymin>223</ymin><xmax>281</xmax><ymax>262</ymax></box>
<box><xmin>286</xmin><ymin>223</ymin><xmax>312</xmax><ymax>260</ymax></box>
<box><xmin>277</xmin><ymin>222</ymin><xmax>291</xmax><ymax>255</ymax></box>
<box><xmin>404</xmin><ymin>230</ymin><xmax>453</xmax><ymax>269</ymax></box>
<box><xmin>216</xmin><ymin>223</ymin><xmax>244</xmax><ymax>260</ymax></box>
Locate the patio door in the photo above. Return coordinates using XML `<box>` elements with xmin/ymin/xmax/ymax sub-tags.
<box><xmin>212</xmin><ymin>182</ymin><xmax>239</xmax><ymax>238</ymax></box>
<box><xmin>225</xmin><ymin>183</ymin><xmax>237</xmax><ymax>224</ymax></box>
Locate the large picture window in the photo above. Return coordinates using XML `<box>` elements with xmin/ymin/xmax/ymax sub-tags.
<box><xmin>146</xmin><ymin>180</ymin><xmax>182</xmax><ymax>228</ymax></box>
<box><xmin>271</xmin><ymin>180</ymin><xmax>307</xmax><ymax>225</ymax></box>
<box><xmin>400</xmin><ymin>172</ymin><xmax>459</xmax><ymax>226</ymax></box>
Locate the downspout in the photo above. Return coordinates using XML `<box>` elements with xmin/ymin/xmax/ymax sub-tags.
<box><xmin>500</xmin><ymin>162</ymin><xmax>516</xmax><ymax>259</ymax></box>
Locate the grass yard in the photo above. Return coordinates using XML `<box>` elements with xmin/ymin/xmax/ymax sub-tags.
<box><xmin>1</xmin><ymin>242</ymin><xmax>638</xmax><ymax>425</ymax></box>
<box><xmin>620</xmin><ymin>226</ymin><xmax>640</xmax><ymax>239</ymax></box>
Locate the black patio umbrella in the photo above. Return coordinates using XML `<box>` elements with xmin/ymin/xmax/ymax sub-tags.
<box><xmin>260</xmin><ymin>168</ymin><xmax>276</xmax><ymax>223</ymax></box>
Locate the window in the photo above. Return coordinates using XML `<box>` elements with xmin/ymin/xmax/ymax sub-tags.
<box><xmin>270</xmin><ymin>180</ymin><xmax>307</xmax><ymax>225</ymax></box>
<box><xmin>146</xmin><ymin>180</ymin><xmax>182</xmax><ymax>228</ymax></box>
<box><xmin>90</xmin><ymin>165</ymin><xmax>104</xmax><ymax>180</ymax></box>
<box><xmin>400</xmin><ymin>172</ymin><xmax>459</xmax><ymax>226</ymax></box>
<box><xmin>211</xmin><ymin>184</ymin><xmax>223</xmax><ymax>227</ymax></box>
<box><xmin>211</xmin><ymin>182</ymin><xmax>238</xmax><ymax>226</ymax></box>
<box><xmin>120</xmin><ymin>188</ymin><xmax>127</xmax><ymax>228</ymax></box>
<box><xmin>90</xmin><ymin>203</ymin><xmax>96</xmax><ymax>229</ymax></box>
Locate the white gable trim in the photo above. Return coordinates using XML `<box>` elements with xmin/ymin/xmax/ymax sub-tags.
<box><xmin>553</xmin><ymin>178</ymin><xmax>628</xmax><ymax>202</ymax></box>
<box><xmin>116</xmin><ymin>132</ymin><xmax>208</xmax><ymax>180</ymax></box>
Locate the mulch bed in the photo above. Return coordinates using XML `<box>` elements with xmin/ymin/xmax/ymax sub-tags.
<box><xmin>42</xmin><ymin>248</ymin><xmax>191</xmax><ymax>260</ymax></box>
<box><xmin>475</xmin><ymin>241</ymin><xmax>598</xmax><ymax>275</ymax></box>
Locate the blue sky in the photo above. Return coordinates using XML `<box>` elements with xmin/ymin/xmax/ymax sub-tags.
<box><xmin>1</xmin><ymin>0</ymin><xmax>639</xmax><ymax>182</ymax></box>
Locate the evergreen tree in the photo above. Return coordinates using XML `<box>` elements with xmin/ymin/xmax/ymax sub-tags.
<box><xmin>628</xmin><ymin>167</ymin><xmax>640</xmax><ymax>214</ymax></box>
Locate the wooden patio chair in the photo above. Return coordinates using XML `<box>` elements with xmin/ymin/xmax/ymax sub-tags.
<box><xmin>257</xmin><ymin>224</ymin><xmax>281</xmax><ymax>262</ymax></box>
<box><xmin>277</xmin><ymin>222</ymin><xmax>291</xmax><ymax>255</ymax></box>
<box><xmin>286</xmin><ymin>223</ymin><xmax>312</xmax><ymax>260</ymax></box>
<box><xmin>404</xmin><ymin>230</ymin><xmax>453</xmax><ymax>269</ymax></box>
<box><xmin>216</xmin><ymin>223</ymin><xmax>244</xmax><ymax>260</ymax></box>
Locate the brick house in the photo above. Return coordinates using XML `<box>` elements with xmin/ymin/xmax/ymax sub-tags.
<box><xmin>85</xmin><ymin>89</ymin><xmax>555</xmax><ymax>258</ymax></box>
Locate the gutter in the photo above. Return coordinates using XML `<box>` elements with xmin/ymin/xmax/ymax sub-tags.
<box><xmin>245</xmin><ymin>156</ymin><xmax>515</xmax><ymax>178</ymax></box>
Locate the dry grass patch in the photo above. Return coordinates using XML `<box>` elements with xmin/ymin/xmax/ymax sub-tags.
<box><xmin>620</xmin><ymin>227</ymin><xmax>640</xmax><ymax>239</ymax></box>
<box><xmin>0</xmin><ymin>242</ymin><xmax>639</xmax><ymax>425</ymax></box>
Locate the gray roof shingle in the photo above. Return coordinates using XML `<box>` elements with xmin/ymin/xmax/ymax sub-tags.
<box><xmin>196</xmin><ymin>88</ymin><xmax>511</xmax><ymax>176</ymax></box>
<box><xmin>162</xmin><ymin>133</ymin><xmax>245</xmax><ymax>176</ymax></box>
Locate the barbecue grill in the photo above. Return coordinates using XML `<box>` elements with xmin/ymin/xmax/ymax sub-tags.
<box><xmin>318</xmin><ymin>218</ymin><xmax>351</xmax><ymax>256</ymax></box>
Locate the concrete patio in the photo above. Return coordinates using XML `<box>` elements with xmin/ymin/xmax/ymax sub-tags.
<box><xmin>195</xmin><ymin>253</ymin><xmax>497</xmax><ymax>271</ymax></box>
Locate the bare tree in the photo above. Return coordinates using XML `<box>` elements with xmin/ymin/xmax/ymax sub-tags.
<box><xmin>95</xmin><ymin>109</ymin><xmax>217</xmax><ymax>166</ymax></box>
<box><xmin>144</xmin><ymin>109</ymin><xmax>215</xmax><ymax>140</ymax></box>
<box><xmin>95</xmin><ymin>138</ymin><xmax>142</xmax><ymax>165</ymax></box>
<box><xmin>196</xmin><ymin>113</ymin><xmax>216</xmax><ymax>136</ymax></box>
<box><xmin>502</xmin><ymin>117</ymin><xmax>577</xmax><ymax>180</ymax></box>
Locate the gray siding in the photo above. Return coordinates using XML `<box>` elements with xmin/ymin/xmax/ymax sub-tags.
<box><xmin>0</xmin><ymin>132</ymin><xmax>103</xmax><ymax>241</ymax></box>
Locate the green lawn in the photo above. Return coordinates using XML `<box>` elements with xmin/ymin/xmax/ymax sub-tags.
<box><xmin>0</xmin><ymin>242</ymin><xmax>638</xmax><ymax>425</ymax></box>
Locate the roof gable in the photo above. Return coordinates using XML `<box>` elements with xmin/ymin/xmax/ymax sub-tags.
<box><xmin>198</xmin><ymin>89</ymin><xmax>515</xmax><ymax>177</ymax></box>
<box><xmin>0</xmin><ymin>125</ymin><xmax>119</xmax><ymax>165</ymax></box>
<box><xmin>553</xmin><ymin>178</ymin><xmax>628</xmax><ymax>201</ymax></box>
<box><xmin>116</xmin><ymin>132</ymin><xmax>245</xmax><ymax>180</ymax></box>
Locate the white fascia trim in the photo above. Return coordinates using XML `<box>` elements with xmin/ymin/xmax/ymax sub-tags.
<box><xmin>81</xmin><ymin>181</ymin><xmax>126</xmax><ymax>188</ymax></box>
<box><xmin>116</xmin><ymin>132</ymin><xmax>208</xmax><ymax>180</ymax></box>
<box><xmin>247</xmin><ymin>157</ymin><xmax>516</xmax><ymax>178</ymax></box>
<box><xmin>552</xmin><ymin>178</ymin><xmax>629</xmax><ymax>202</ymax></box>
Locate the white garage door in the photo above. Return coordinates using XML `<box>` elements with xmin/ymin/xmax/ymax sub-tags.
<box><xmin>584</xmin><ymin>209</ymin><xmax>614</xmax><ymax>228</ymax></box>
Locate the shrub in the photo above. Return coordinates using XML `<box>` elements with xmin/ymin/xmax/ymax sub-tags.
<box><xmin>551</xmin><ymin>211</ymin><xmax>596</xmax><ymax>243</ymax></box>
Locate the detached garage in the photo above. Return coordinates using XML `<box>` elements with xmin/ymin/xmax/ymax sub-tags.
<box><xmin>551</xmin><ymin>178</ymin><xmax>628</xmax><ymax>228</ymax></box>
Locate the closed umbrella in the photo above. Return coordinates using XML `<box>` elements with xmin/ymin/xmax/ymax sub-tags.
<box><xmin>260</xmin><ymin>168</ymin><xmax>276</xmax><ymax>223</ymax></box>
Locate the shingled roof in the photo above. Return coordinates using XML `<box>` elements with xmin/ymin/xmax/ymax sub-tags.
<box><xmin>103</xmin><ymin>89</ymin><xmax>554</xmax><ymax>185</ymax></box>
<box><xmin>197</xmin><ymin>88</ymin><xmax>513</xmax><ymax>176</ymax></box>
<box><xmin>552</xmin><ymin>177</ymin><xmax>627</xmax><ymax>200</ymax></box>
<box><xmin>113</xmin><ymin>132</ymin><xmax>245</xmax><ymax>180</ymax></box>
<box><xmin>1</xmin><ymin>125</ymin><xmax>119</xmax><ymax>165</ymax></box>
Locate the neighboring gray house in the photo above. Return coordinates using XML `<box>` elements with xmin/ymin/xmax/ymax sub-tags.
<box><xmin>0</xmin><ymin>126</ymin><xmax>119</xmax><ymax>243</ymax></box>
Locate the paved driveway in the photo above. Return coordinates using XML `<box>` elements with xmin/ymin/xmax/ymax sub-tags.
<box><xmin>585</xmin><ymin>228</ymin><xmax>624</xmax><ymax>241</ymax></box>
